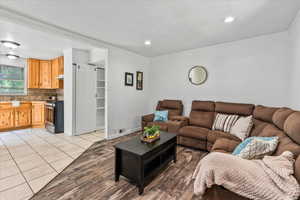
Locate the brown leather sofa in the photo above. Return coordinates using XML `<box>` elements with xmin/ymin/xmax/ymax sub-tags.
<box><xmin>141</xmin><ymin>100</ymin><xmax>187</xmax><ymax>132</ymax></box>
<box><xmin>177</xmin><ymin>100</ymin><xmax>300</xmax><ymax>200</ymax></box>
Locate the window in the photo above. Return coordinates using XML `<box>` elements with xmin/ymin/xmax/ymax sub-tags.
<box><xmin>0</xmin><ymin>65</ymin><xmax>25</xmax><ymax>95</ymax></box>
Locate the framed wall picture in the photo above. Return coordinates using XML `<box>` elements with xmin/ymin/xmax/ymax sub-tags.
<box><xmin>136</xmin><ymin>71</ymin><xmax>143</xmax><ymax>90</ymax></box>
<box><xmin>125</xmin><ymin>72</ymin><xmax>134</xmax><ymax>86</ymax></box>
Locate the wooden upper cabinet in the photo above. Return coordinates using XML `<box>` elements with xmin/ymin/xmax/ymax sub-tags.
<box><xmin>51</xmin><ymin>56</ymin><xmax>64</xmax><ymax>89</ymax></box>
<box><xmin>27</xmin><ymin>57</ymin><xmax>63</xmax><ymax>89</ymax></box>
<box><xmin>39</xmin><ymin>60</ymin><xmax>52</xmax><ymax>89</ymax></box>
<box><xmin>27</xmin><ymin>58</ymin><xmax>40</xmax><ymax>88</ymax></box>
<box><xmin>51</xmin><ymin>58</ymin><xmax>59</xmax><ymax>89</ymax></box>
<box><xmin>58</xmin><ymin>56</ymin><xmax>64</xmax><ymax>75</ymax></box>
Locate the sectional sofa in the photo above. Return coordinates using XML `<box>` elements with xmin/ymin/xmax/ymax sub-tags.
<box><xmin>142</xmin><ymin>100</ymin><xmax>300</xmax><ymax>200</ymax></box>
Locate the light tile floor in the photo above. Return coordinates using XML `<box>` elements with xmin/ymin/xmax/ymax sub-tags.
<box><xmin>0</xmin><ymin>128</ymin><xmax>105</xmax><ymax>200</ymax></box>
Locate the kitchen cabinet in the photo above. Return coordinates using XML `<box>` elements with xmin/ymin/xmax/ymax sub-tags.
<box><xmin>32</xmin><ymin>102</ymin><xmax>45</xmax><ymax>128</ymax></box>
<box><xmin>0</xmin><ymin>106</ymin><xmax>15</xmax><ymax>130</ymax></box>
<box><xmin>39</xmin><ymin>60</ymin><xmax>52</xmax><ymax>89</ymax></box>
<box><xmin>14</xmin><ymin>103</ymin><xmax>32</xmax><ymax>128</ymax></box>
<box><xmin>0</xmin><ymin>102</ymin><xmax>46</xmax><ymax>131</ymax></box>
<box><xmin>51</xmin><ymin>56</ymin><xmax>64</xmax><ymax>89</ymax></box>
<box><xmin>27</xmin><ymin>57</ymin><xmax>64</xmax><ymax>89</ymax></box>
<box><xmin>27</xmin><ymin>58</ymin><xmax>40</xmax><ymax>88</ymax></box>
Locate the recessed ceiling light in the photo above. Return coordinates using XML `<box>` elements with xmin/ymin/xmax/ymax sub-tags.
<box><xmin>224</xmin><ymin>16</ymin><xmax>235</xmax><ymax>23</ymax></box>
<box><xmin>1</xmin><ymin>40</ymin><xmax>21</xmax><ymax>49</ymax></box>
<box><xmin>144</xmin><ymin>40</ymin><xmax>151</xmax><ymax>46</ymax></box>
<box><xmin>6</xmin><ymin>54</ymin><xmax>20</xmax><ymax>60</ymax></box>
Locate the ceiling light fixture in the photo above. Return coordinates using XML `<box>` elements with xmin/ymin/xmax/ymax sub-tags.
<box><xmin>144</xmin><ymin>40</ymin><xmax>151</xmax><ymax>46</ymax></box>
<box><xmin>6</xmin><ymin>54</ymin><xmax>20</xmax><ymax>60</ymax></box>
<box><xmin>224</xmin><ymin>16</ymin><xmax>235</xmax><ymax>23</ymax></box>
<box><xmin>1</xmin><ymin>40</ymin><xmax>21</xmax><ymax>49</ymax></box>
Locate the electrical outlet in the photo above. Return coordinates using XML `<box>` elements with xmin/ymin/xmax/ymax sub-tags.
<box><xmin>119</xmin><ymin>129</ymin><xmax>125</xmax><ymax>134</ymax></box>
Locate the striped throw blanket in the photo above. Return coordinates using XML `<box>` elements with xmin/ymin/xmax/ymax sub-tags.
<box><xmin>192</xmin><ymin>151</ymin><xmax>300</xmax><ymax>200</ymax></box>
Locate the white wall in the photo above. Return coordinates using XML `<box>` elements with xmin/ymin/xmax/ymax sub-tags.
<box><xmin>107</xmin><ymin>46</ymin><xmax>150</xmax><ymax>138</ymax></box>
<box><xmin>64</xmin><ymin>47</ymin><xmax>150</xmax><ymax>138</ymax></box>
<box><xmin>0</xmin><ymin>56</ymin><xmax>26</xmax><ymax>67</ymax></box>
<box><xmin>149</xmin><ymin>32</ymin><xmax>290</xmax><ymax>115</ymax></box>
<box><xmin>63</xmin><ymin>48</ymin><xmax>75</xmax><ymax>136</ymax></box>
<box><xmin>288</xmin><ymin>10</ymin><xmax>300</xmax><ymax>110</ymax></box>
<box><xmin>63</xmin><ymin>48</ymin><xmax>90</xmax><ymax>136</ymax></box>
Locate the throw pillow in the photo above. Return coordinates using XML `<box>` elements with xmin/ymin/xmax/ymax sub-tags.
<box><xmin>154</xmin><ymin>110</ymin><xmax>168</xmax><ymax>122</ymax></box>
<box><xmin>230</xmin><ymin>115</ymin><xmax>253</xmax><ymax>140</ymax></box>
<box><xmin>212</xmin><ymin>113</ymin><xmax>239</xmax><ymax>132</ymax></box>
<box><xmin>232</xmin><ymin>136</ymin><xmax>279</xmax><ymax>160</ymax></box>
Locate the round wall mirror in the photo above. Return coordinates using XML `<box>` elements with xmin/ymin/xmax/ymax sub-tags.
<box><xmin>188</xmin><ymin>66</ymin><xmax>208</xmax><ymax>85</ymax></box>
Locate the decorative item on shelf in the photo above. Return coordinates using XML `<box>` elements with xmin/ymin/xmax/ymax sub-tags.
<box><xmin>141</xmin><ymin>125</ymin><xmax>160</xmax><ymax>143</ymax></box>
<box><xmin>188</xmin><ymin>65</ymin><xmax>208</xmax><ymax>85</ymax></box>
<box><xmin>125</xmin><ymin>72</ymin><xmax>134</xmax><ymax>86</ymax></box>
<box><xmin>136</xmin><ymin>71</ymin><xmax>143</xmax><ymax>90</ymax></box>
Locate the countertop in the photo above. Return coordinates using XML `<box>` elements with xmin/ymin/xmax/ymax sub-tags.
<box><xmin>0</xmin><ymin>101</ymin><xmax>46</xmax><ymax>104</ymax></box>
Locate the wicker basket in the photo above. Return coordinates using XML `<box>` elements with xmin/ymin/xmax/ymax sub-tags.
<box><xmin>140</xmin><ymin>134</ymin><xmax>160</xmax><ymax>143</ymax></box>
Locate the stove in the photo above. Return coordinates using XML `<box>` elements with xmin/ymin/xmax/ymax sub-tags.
<box><xmin>45</xmin><ymin>101</ymin><xmax>64</xmax><ymax>133</ymax></box>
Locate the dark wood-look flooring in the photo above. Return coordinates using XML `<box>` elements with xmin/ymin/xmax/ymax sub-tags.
<box><xmin>31</xmin><ymin>133</ymin><xmax>208</xmax><ymax>200</ymax></box>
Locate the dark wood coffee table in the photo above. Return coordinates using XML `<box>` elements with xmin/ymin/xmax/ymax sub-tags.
<box><xmin>114</xmin><ymin>131</ymin><xmax>177</xmax><ymax>195</ymax></box>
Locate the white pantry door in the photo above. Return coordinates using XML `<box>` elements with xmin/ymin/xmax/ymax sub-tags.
<box><xmin>75</xmin><ymin>64</ymin><xmax>96</xmax><ymax>135</ymax></box>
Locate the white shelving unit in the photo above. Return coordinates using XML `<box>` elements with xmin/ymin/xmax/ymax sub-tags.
<box><xmin>96</xmin><ymin>66</ymin><xmax>105</xmax><ymax>130</ymax></box>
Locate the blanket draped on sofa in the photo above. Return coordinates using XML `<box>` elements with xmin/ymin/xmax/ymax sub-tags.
<box><xmin>192</xmin><ymin>151</ymin><xmax>300</xmax><ymax>200</ymax></box>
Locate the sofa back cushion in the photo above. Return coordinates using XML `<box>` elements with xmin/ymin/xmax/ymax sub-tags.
<box><xmin>253</xmin><ymin>105</ymin><xmax>278</xmax><ymax>123</ymax></box>
<box><xmin>272</xmin><ymin>108</ymin><xmax>295</xmax><ymax>130</ymax></box>
<box><xmin>157</xmin><ymin>99</ymin><xmax>183</xmax><ymax>117</ymax></box>
<box><xmin>254</xmin><ymin>124</ymin><xmax>300</xmax><ymax>157</ymax></box>
<box><xmin>189</xmin><ymin>101</ymin><xmax>215</xmax><ymax>129</ymax></box>
<box><xmin>284</xmin><ymin>112</ymin><xmax>300</xmax><ymax>145</ymax></box>
<box><xmin>215</xmin><ymin>102</ymin><xmax>254</xmax><ymax>116</ymax></box>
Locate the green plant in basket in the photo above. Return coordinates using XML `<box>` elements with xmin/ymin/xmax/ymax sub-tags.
<box><xmin>143</xmin><ymin>125</ymin><xmax>160</xmax><ymax>139</ymax></box>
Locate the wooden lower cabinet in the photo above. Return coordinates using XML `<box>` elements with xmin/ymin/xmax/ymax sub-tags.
<box><xmin>0</xmin><ymin>102</ymin><xmax>45</xmax><ymax>131</ymax></box>
<box><xmin>32</xmin><ymin>102</ymin><xmax>45</xmax><ymax>128</ymax></box>
<box><xmin>0</xmin><ymin>108</ymin><xmax>15</xmax><ymax>130</ymax></box>
<box><xmin>15</xmin><ymin>106</ymin><xmax>32</xmax><ymax>128</ymax></box>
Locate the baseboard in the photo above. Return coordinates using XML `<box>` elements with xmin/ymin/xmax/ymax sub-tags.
<box><xmin>108</xmin><ymin>127</ymin><xmax>141</xmax><ymax>140</ymax></box>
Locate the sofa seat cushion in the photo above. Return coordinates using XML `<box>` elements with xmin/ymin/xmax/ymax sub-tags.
<box><xmin>178</xmin><ymin>126</ymin><xmax>209</xmax><ymax>140</ymax></box>
<box><xmin>147</xmin><ymin>121</ymin><xmax>168</xmax><ymax>131</ymax></box>
<box><xmin>211</xmin><ymin>138</ymin><xmax>241</xmax><ymax>153</ymax></box>
<box><xmin>208</xmin><ymin>130</ymin><xmax>241</xmax><ymax>144</ymax></box>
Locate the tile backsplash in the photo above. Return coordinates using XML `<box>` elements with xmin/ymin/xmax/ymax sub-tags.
<box><xmin>0</xmin><ymin>89</ymin><xmax>64</xmax><ymax>101</ymax></box>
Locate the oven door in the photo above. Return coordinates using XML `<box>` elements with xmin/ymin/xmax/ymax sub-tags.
<box><xmin>45</xmin><ymin>103</ymin><xmax>55</xmax><ymax>132</ymax></box>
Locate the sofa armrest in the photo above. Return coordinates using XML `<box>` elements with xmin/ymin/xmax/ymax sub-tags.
<box><xmin>211</xmin><ymin>138</ymin><xmax>240</xmax><ymax>153</ymax></box>
<box><xmin>141</xmin><ymin>114</ymin><xmax>154</xmax><ymax>131</ymax></box>
<box><xmin>167</xmin><ymin>120</ymin><xmax>188</xmax><ymax>133</ymax></box>
<box><xmin>142</xmin><ymin>114</ymin><xmax>154</xmax><ymax>122</ymax></box>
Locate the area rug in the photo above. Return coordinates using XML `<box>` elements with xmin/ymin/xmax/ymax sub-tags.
<box><xmin>31</xmin><ymin>133</ymin><xmax>207</xmax><ymax>200</ymax></box>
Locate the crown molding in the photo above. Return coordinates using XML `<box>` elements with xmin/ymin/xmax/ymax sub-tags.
<box><xmin>0</xmin><ymin>5</ymin><xmax>144</xmax><ymax>56</ymax></box>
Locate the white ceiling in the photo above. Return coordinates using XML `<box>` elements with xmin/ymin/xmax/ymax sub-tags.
<box><xmin>0</xmin><ymin>0</ymin><xmax>300</xmax><ymax>57</ymax></box>
<box><xmin>0</xmin><ymin>20</ymin><xmax>95</xmax><ymax>60</ymax></box>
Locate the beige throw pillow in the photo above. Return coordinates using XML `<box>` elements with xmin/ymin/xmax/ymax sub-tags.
<box><xmin>230</xmin><ymin>115</ymin><xmax>253</xmax><ymax>140</ymax></box>
<box><xmin>212</xmin><ymin>113</ymin><xmax>239</xmax><ymax>132</ymax></box>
